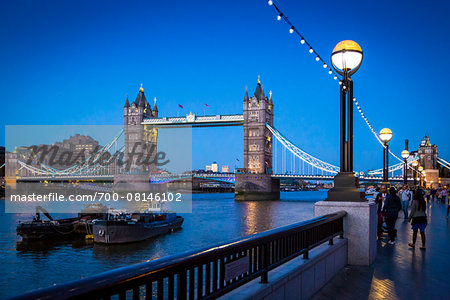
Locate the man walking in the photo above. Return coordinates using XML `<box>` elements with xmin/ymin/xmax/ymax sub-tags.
<box><xmin>400</xmin><ymin>185</ymin><xmax>412</xmax><ymax>219</ymax></box>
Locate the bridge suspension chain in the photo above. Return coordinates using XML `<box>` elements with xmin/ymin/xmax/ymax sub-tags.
<box><xmin>367</xmin><ymin>154</ymin><xmax>418</xmax><ymax>176</ymax></box>
<box><xmin>437</xmin><ymin>157</ymin><xmax>450</xmax><ymax>171</ymax></box>
<box><xmin>267</xmin><ymin>123</ymin><xmax>339</xmax><ymax>174</ymax></box>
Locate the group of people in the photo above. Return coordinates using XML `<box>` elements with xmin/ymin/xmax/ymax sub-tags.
<box><xmin>374</xmin><ymin>184</ymin><xmax>449</xmax><ymax>249</ymax></box>
<box><xmin>424</xmin><ymin>187</ymin><xmax>449</xmax><ymax>205</ymax></box>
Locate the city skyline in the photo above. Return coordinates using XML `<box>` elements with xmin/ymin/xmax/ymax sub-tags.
<box><xmin>1</xmin><ymin>0</ymin><xmax>449</xmax><ymax>172</ymax></box>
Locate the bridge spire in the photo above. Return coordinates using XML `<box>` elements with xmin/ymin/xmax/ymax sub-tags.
<box><xmin>244</xmin><ymin>86</ymin><xmax>249</xmax><ymax>101</ymax></box>
<box><xmin>152</xmin><ymin>97</ymin><xmax>158</xmax><ymax>117</ymax></box>
<box><xmin>135</xmin><ymin>84</ymin><xmax>146</xmax><ymax>108</ymax></box>
<box><xmin>260</xmin><ymin>84</ymin><xmax>266</xmax><ymax>100</ymax></box>
<box><xmin>254</xmin><ymin>77</ymin><xmax>262</xmax><ymax>99</ymax></box>
<box><xmin>124</xmin><ymin>94</ymin><xmax>130</xmax><ymax>108</ymax></box>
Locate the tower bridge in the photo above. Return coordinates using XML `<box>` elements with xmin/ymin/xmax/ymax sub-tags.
<box><xmin>14</xmin><ymin>80</ymin><xmax>450</xmax><ymax>195</ymax></box>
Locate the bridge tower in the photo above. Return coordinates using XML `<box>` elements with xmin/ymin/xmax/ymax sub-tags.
<box><xmin>242</xmin><ymin>77</ymin><xmax>274</xmax><ymax>174</ymax></box>
<box><xmin>235</xmin><ymin>78</ymin><xmax>280</xmax><ymax>200</ymax></box>
<box><xmin>116</xmin><ymin>84</ymin><xmax>158</xmax><ymax>191</ymax></box>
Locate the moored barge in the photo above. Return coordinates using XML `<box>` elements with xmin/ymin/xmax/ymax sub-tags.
<box><xmin>93</xmin><ymin>212</ymin><xmax>184</xmax><ymax>244</ymax></box>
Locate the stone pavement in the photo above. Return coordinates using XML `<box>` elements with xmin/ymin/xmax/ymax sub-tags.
<box><xmin>313</xmin><ymin>201</ymin><xmax>450</xmax><ymax>300</ymax></box>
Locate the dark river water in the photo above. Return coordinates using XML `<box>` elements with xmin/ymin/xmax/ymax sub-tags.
<box><xmin>0</xmin><ymin>191</ymin><xmax>326</xmax><ymax>298</ymax></box>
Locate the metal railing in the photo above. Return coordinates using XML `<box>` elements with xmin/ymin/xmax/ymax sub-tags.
<box><xmin>11</xmin><ymin>211</ymin><xmax>346</xmax><ymax>300</ymax></box>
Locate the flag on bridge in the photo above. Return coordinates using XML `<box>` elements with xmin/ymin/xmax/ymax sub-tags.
<box><xmin>204</xmin><ymin>103</ymin><xmax>209</xmax><ymax>107</ymax></box>
<box><xmin>178</xmin><ymin>104</ymin><xmax>183</xmax><ymax>109</ymax></box>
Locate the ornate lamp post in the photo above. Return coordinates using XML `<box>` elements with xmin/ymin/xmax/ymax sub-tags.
<box><xmin>379</xmin><ymin>128</ymin><xmax>393</xmax><ymax>184</ymax></box>
<box><xmin>411</xmin><ymin>160</ymin><xmax>419</xmax><ymax>186</ymax></box>
<box><xmin>401</xmin><ymin>149</ymin><xmax>410</xmax><ymax>185</ymax></box>
<box><xmin>327</xmin><ymin>40</ymin><xmax>364</xmax><ymax>202</ymax></box>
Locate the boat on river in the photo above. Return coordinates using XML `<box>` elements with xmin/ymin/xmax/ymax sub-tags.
<box><xmin>16</xmin><ymin>204</ymin><xmax>108</xmax><ymax>240</ymax></box>
<box><xmin>92</xmin><ymin>212</ymin><xmax>184</xmax><ymax>244</ymax></box>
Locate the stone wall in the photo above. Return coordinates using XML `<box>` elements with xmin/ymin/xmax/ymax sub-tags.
<box><xmin>219</xmin><ymin>238</ymin><xmax>348</xmax><ymax>300</ymax></box>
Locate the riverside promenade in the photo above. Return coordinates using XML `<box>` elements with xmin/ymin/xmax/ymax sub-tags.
<box><xmin>313</xmin><ymin>202</ymin><xmax>450</xmax><ymax>300</ymax></box>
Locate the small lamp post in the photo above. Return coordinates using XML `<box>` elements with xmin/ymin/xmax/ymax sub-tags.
<box><xmin>411</xmin><ymin>160</ymin><xmax>419</xmax><ymax>186</ymax></box>
<box><xmin>379</xmin><ymin>128</ymin><xmax>393</xmax><ymax>183</ymax></box>
<box><xmin>326</xmin><ymin>40</ymin><xmax>364</xmax><ymax>202</ymax></box>
<box><xmin>418</xmin><ymin>166</ymin><xmax>424</xmax><ymax>188</ymax></box>
<box><xmin>401</xmin><ymin>149</ymin><xmax>410</xmax><ymax>185</ymax></box>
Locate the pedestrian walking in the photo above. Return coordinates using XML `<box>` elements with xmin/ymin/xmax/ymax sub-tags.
<box><xmin>437</xmin><ymin>188</ymin><xmax>442</xmax><ymax>203</ymax></box>
<box><xmin>408</xmin><ymin>188</ymin><xmax>427</xmax><ymax>250</ymax></box>
<box><xmin>425</xmin><ymin>188</ymin><xmax>431</xmax><ymax>202</ymax></box>
<box><xmin>400</xmin><ymin>185</ymin><xmax>412</xmax><ymax>219</ymax></box>
<box><xmin>431</xmin><ymin>188</ymin><xmax>437</xmax><ymax>202</ymax></box>
<box><xmin>383</xmin><ymin>187</ymin><xmax>402</xmax><ymax>244</ymax></box>
<box><xmin>442</xmin><ymin>187</ymin><xmax>449</xmax><ymax>218</ymax></box>
<box><xmin>375</xmin><ymin>186</ymin><xmax>385</xmax><ymax>240</ymax></box>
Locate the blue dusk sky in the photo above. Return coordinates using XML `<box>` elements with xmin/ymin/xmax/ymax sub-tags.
<box><xmin>1</xmin><ymin>0</ymin><xmax>449</xmax><ymax>172</ymax></box>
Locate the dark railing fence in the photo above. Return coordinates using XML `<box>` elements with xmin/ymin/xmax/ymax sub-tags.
<box><xmin>11</xmin><ymin>211</ymin><xmax>346</xmax><ymax>300</ymax></box>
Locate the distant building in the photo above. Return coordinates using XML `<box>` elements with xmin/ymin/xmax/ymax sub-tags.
<box><xmin>221</xmin><ymin>165</ymin><xmax>229</xmax><ymax>173</ymax></box>
<box><xmin>418</xmin><ymin>135</ymin><xmax>439</xmax><ymax>187</ymax></box>
<box><xmin>205</xmin><ymin>162</ymin><xmax>219</xmax><ymax>173</ymax></box>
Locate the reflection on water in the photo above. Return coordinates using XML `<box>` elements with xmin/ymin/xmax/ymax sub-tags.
<box><xmin>0</xmin><ymin>191</ymin><xmax>326</xmax><ymax>298</ymax></box>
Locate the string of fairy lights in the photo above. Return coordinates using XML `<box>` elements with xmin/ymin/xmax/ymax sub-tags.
<box><xmin>267</xmin><ymin>0</ymin><xmax>419</xmax><ymax>174</ymax></box>
<box><xmin>267</xmin><ymin>0</ymin><xmax>340</xmax><ymax>81</ymax></box>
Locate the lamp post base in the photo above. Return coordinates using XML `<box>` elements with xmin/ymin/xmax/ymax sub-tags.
<box><xmin>326</xmin><ymin>172</ymin><xmax>365</xmax><ymax>202</ymax></box>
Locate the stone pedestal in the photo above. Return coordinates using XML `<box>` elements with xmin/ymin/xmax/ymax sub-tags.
<box><xmin>314</xmin><ymin>201</ymin><xmax>377</xmax><ymax>265</ymax></box>
<box><xmin>326</xmin><ymin>172</ymin><xmax>365</xmax><ymax>201</ymax></box>
<box><xmin>234</xmin><ymin>174</ymin><xmax>280</xmax><ymax>201</ymax></box>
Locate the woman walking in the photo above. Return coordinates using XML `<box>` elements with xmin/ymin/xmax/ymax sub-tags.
<box><xmin>383</xmin><ymin>187</ymin><xmax>402</xmax><ymax>244</ymax></box>
<box><xmin>408</xmin><ymin>188</ymin><xmax>427</xmax><ymax>250</ymax></box>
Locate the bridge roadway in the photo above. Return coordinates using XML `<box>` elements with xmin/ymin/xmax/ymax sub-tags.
<box><xmin>15</xmin><ymin>173</ymin><xmax>409</xmax><ymax>183</ymax></box>
<box><xmin>313</xmin><ymin>201</ymin><xmax>450</xmax><ymax>300</ymax></box>
<box><xmin>141</xmin><ymin>113</ymin><xmax>244</xmax><ymax>128</ymax></box>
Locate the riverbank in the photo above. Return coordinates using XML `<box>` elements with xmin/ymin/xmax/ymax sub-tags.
<box><xmin>0</xmin><ymin>191</ymin><xmax>326</xmax><ymax>298</ymax></box>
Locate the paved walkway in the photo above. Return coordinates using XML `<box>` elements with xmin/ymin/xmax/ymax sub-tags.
<box><xmin>313</xmin><ymin>201</ymin><xmax>450</xmax><ymax>300</ymax></box>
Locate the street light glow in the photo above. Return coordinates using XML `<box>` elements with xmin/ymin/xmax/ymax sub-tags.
<box><xmin>401</xmin><ymin>150</ymin><xmax>410</xmax><ymax>159</ymax></box>
<box><xmin>379</xmin><ymin>128</ymin><xmax>393</xmax><ymax>143</ymax></box>
<box><xmin>331</xmin><ymin>40</ymin><xmax>363</xmax><ymax>75</ymax></box>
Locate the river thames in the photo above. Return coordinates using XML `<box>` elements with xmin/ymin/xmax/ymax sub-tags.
<box><xmin>0</xmin><ymin>191</ymin><xmax>326</xmax><ymax>298</ymax></box>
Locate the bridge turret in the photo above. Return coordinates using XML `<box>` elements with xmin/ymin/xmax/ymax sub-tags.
<box><xmin>152</xmin><ymin>97</ymin><xmax>158</xmax><ymax>117</ymax></box>
<box><xmin>124</xmin><ymin>94</ymin><xmax>130</xmax><ymax>108</ymax></box>
<box><xmin>260</xmin><ymin>84</ymin><xmax>266</xmax><ymax>100</ymax></box>
<box><xmin>268</xmin><ymin>90</ymin><xmax>273</xmax><ymax>112</ymax></box>
<box><xmin>244</xmin><ymin>86</ymin><xmax>249</xmax><ymax>102</ymax></box>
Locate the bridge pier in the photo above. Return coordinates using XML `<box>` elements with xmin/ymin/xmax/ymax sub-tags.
<box><xmin>234</xmin><ymin>174</ymin><xmax>280</xmax><ymax>201</ymax></box>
